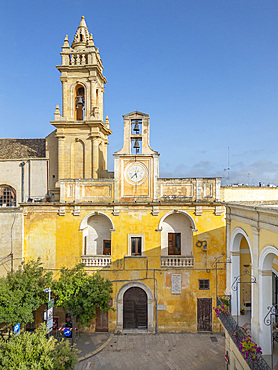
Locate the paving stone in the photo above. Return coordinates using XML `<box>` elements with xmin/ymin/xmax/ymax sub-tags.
<box><xmin>77</xmin><ymin>332</ymin><xmax>225</xmax><ymax>369</ymax></box>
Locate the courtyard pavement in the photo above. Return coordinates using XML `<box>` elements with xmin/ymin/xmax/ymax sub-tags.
<box><xmin>76</xmin><ymin>332</ymin><xmax>225</xmax><ymax>370</ymax></box>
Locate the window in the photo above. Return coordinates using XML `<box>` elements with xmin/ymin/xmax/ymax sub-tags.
<box><xmin>168</xmin><ymin>233</ymin><xmax>181</xmax><ymax>255</ymax></box>
<box><xmin>0</xmin><ymin>186</ymin><xmax>16</xmax><ymax>207</ymax></box>
<box><xmin>127</xmin><ymin>234</ymin><xmax>145</xmax><ymax>256</ymax></box>
<box><xmin>103</xmin><ymin>240</ymin><xmax>111</xmax><ymax>255</ymax></box>
<box><xmin>199</xmin><ymin>279</ymin><xmax>210</xmax><ymax>290</ymax></box>
<box><xmin>131</xmin><ymin>237</ymin><xmax>142</xmax><ymax>256</ymax></box>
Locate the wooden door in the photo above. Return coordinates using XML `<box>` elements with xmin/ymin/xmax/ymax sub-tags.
<box><xmin>123</xmin><ymin>287</ymin><xmax>147</xmax><ymax>329</ymax></box>
<box><xmin>197</xmin><ymin>298</ymin><xmax>212</xmax><ymax>332</ymax></box>
<box><xmin>103</xmin><ymin>240</ymin><xmax>111</xmax><ymax>255</ymax></box>
<box><xmin>168</xmin><ymin>233</ymin><xmax>181</xmax><ymax>255</ymax></box>
<box><xmin>95</xmin><ymin>307</ymin><xmax>108</xmax><ymax>332</ymax></box>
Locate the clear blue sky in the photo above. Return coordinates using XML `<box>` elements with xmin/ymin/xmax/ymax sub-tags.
<box><xmin>1</xmin><ymin>0</ymin><xmax>278</xmax><ymax>185</ymax></box>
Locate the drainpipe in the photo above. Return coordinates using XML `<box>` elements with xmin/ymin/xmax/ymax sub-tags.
<box><xmin>19</xmin><ymin>162</ymin><xmax>26</xmax><ymax>203</ymax></box>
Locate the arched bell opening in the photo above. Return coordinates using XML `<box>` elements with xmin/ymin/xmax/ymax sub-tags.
<box><xmin>75</xmin><ymin>84</ymin><xmax>85</xmax><ymax>121</ymax></box>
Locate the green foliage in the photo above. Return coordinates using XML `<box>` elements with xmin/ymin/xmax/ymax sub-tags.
<box><xmin>219</xmin><ymin>298</ymin><xmax>230</xmax><ymax>307</ymax></box>
<box><xmin>0</xmin><ymin>259</ymin><xmax>52</xmax><ymax>330</ymax></box>
<box><xmin>53</xmin><ymin>264</ymin><xmax>113</xmax><ymax>324</ymax></box>
<box><xmin>0</xmin><ymin>324</ymin><xmax>79</xmax><ymax>369</ymax></box>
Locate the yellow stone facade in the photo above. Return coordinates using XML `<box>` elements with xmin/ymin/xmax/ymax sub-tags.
<box><xmin>20</xmin><ymin>17</ymin><xmax>228</xmax><ymax>333</ymax></box>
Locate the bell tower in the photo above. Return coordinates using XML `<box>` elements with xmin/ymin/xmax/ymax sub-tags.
<box><xmin>50</xmin><ymin>17</ymin><xmax>112</xmax><ymax>181</ymax></box>
<box><xmin>113</xmin><ymin>111</ymin><xmax>159</xmax><ymax>202</ymax></box>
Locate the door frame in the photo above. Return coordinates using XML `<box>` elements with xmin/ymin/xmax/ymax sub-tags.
<box><xmin>115</xmin><ymin>281</ymin><xmax>155</xmax><ymax>334</ymax></box>
<box><xmin>197</xmin><ymin>298</ymin><xmax>212</xmax><ymax>332</ymax></box>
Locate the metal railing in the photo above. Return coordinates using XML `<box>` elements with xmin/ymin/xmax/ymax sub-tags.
<box><xmin>216</xmin><ymin>297</ymin><xmax>270</xmax><ymax>369</ymax></box>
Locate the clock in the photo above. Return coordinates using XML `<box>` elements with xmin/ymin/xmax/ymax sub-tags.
<box><xmin>126</xmin><ymin>162</ymin><xmax>148</xmax><ymax>184</ymax></box>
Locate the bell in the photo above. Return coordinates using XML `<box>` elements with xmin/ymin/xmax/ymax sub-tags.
<box><xmin>133</xmin><ymin>123</ymin><xmax>140</xmax><ymax>133</ymax></box>
<box><xmin>77</xmin><ymin>97</ymin><xmax>83</xmax><ymax>105</ymax></box>
<box><xmin>133</xmin><ymin>140</ymin><xmax>140</xmax><ymax>149</ymax></box>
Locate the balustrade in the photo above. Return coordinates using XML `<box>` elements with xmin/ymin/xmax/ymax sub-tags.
<box><xmin>161</xmin><ymin>256</ymin><xmax>194</xmax><ymax>268</ymax></box>
<box><xmin>81</xmin><ymin>255</ymin><xmax>111</xmax><ymax>267</ymax></box>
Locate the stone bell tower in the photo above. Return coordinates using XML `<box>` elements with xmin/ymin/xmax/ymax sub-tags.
<box><xmin>50</xmin><ymin>16</ymin><xmax>112</xmax><ymax>182</ymax></box>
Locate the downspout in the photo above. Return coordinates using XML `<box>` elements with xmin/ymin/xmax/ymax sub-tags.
<box><xmin>19</xmin><ymin>162</ymin><xmax>26</xmax><ymax>202</ymax></box>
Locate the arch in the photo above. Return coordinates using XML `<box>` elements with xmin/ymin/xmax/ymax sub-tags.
<box><xmin>116</xmin><ymin>282</ymin><xmax>155</xmax><ymax>333</ymax></box>
<box><xmin>72</xmin><ymin>82</ymin><xmax>86</xmax><ymax>121</ymax></box>
<box><xmin>259</xmin><ymin>245</ymin><xmax>278</xmax><ymax>271</ymax></box>
<box><xmin>159</xmin><ymin>211</ymin><xmax>195</xmax><ymax>256</ymax></box>
<box><xmin>229</xmin><ymin>227</ymin><xmax>253</xmax><ymax>317</ymax></box>
<box><xmin>0</xmin><ymin>185</ymin><xmax>16</xmax><ymax>207</ymax></box>
<box><xmin>71</xmin><ymin>139</ymin><xmax>85</xmax><ymax>179</ymax></box>
<box><xmin>79</xmin><ymin>211</ymin><xmax>114</xmax><ymax>231</ymax></box>
<box><xmin>230</xmin><ymin>227</ymin><xmax>253</xmax><ymax>264</ymax></box>
<box><xmin>158</xmin><ymin>210</ymin><xmax>197</xmax><ymax>231</ymax></box>
<box><xmin>258</xmin><ymin>246</ymin><xmax>278</xmax><ymax>354</ymax></box>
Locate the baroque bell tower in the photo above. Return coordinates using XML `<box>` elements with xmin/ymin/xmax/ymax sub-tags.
<box><xmin>51</xmin><ymin>17</ymin><xmax>112</xmax><ymax>182</ymax></box>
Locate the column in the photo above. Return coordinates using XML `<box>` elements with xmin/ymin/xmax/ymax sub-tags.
<box><xmin>230</xmin><ymin>251</ymin><xmax>241</xmax><ymax>316</ymax></box>
<box><xmin>259</xmin><ymin>270</ymin><xmax>272</xmax><ymax>355</ymax></box>
<box><xmin>251</xmin><ymin>226</ymin><xmax>259</xmax><ymax>343</ymax></box>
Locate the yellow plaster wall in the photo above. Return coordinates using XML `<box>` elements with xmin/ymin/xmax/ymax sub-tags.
<box><xmin>259</xmin><ymin>229</ymin><xmax>278</xmax><ymax>256</ymax></box>
<box><xmin>24</xmin><ymin>204</ymin><xmax>226</xmax><ymax>332</ymax></box>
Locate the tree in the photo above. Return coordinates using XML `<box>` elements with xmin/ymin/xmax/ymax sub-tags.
<box><xmin>0</xmin><ymin>259</ymin><xmax>52</xmax><ymax>332</ymax></box>
<box><xmin>0</xmin><ymin>324</ymin><xmax>79</xmax><ymax>369</ymax></box>
<box><xmin>53</xmin><ymin>264</ymin><xmax>113</xmax><ymax>341</ymax></box>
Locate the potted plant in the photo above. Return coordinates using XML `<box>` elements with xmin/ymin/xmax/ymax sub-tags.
<box><xmin>240</xmin><ymin>307</ymin><xmax>245</xmax><ymax>315</ymax></box>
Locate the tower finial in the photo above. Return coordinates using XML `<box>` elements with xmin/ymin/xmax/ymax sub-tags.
<box><xmin>71</xmin><ymin>16</ymin><xmax>90</xmax><ymax>49</ymax></box>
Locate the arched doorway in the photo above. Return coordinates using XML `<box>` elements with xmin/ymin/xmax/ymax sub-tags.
<box><xmin>123</xmin><ymin>287</ymin><xmax>147</xmax><ymax>329</ymax></box>
<box><xmin>230</xmin><ymin>228</ymin><xmax>253</xmax><ymax>317</ymax></box>
<box><xmin>116</xmin><ymin>282</ymin><xmax>155</xmax><ymax>333</ymax></box>
<box><xmin>259</xmin><ymin>246</ymin><xmax>278</xmax><ymax>354</ymax></box>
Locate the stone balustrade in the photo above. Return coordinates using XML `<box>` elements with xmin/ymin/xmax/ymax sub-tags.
<box><xmin>81</xmin><ymin>255</ymin><xmax>111</xmax><ymax>267</ymax></box>
<box><xmin>161</xmin><ymin>256</ymin><xmax>194</xmax><ymax>268</ymax></box>
<box><xmin>69</xmin><ymin>53</ymin><xmax>88</xmax><ymax>65</ymax></box>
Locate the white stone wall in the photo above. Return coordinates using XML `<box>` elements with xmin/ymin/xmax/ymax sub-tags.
<box><xmin>0</xmin><ymin>159</ymin><xmax>48</xmax><ymax>204</ymax></box>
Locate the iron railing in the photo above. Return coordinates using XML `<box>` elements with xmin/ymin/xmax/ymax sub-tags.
<box><xmin>217</xmin><ymin>295</ymin><xmax>231</xmax><ymax>314</ymax></box>
<box><xmin>216</xmin><ymin>297</ymin><xmax>270</xmax><ymax>369</ymax></box>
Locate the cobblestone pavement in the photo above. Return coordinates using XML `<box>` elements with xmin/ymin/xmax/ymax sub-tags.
<box><xmin>76</xmin><ymin>332</ymin><xmax>225</xmax><ymax>370</ymax></box>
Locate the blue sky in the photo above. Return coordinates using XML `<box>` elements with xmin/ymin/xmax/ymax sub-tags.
<box><xmin>1</xmin><ymin>0</ymin><xmax>278</xmax><ymax>185</ymax></box>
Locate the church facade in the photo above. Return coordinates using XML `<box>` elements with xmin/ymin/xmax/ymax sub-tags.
<box><xmin>0</xmin><ymin>17</ymin><xmax>227</xmax><ymax>333</ymax></box>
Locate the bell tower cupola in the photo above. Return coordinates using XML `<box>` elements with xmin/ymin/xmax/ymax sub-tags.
<box><xmin>50</xmin><ymin>17</ymin><xmax>112</xmax><ymax>182</ymax></box>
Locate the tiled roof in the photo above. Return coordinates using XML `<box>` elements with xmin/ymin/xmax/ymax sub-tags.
<box><xmin>0</xmin><ymin>139</ymin><xmax>46</xmax><ymax>159</ymax></box>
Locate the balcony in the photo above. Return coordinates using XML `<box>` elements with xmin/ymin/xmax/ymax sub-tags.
<box><xmin>81</xmin><ymin>255</ymin><xmax>111</xmax><ymax>267</ymax></box>
<box><xmin>161</xmin><ymin>256</ymin><xmax>194</xmax><ymax>268</ymax></box>
<box><xmin>216</xmin><ymin>296</ymin><xmax>270</xmax><ymax>369</ymax></box>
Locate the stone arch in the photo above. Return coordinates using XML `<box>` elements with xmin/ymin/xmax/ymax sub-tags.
<box><xmin>79</xmin><ymin>212</ymin><xmax>114</xmax><ymax>255</ymax></box>
<box><xmin>158</xmin><ymin>210</ymin><xmax>197</xmax><ymax>231</ymax></box>
<box><xmin>73</xmin><ymin>82</ymin><xmax>86</xmax><ymax>120</ymax></box>
<box><xmin>258</xmin><ymin>246</ymin><xmax>278</xmax><ymax>354</ymax></box>
<box><xmin>115</xmin><ymin>281</ymin><xmax>155</xmax><ymax>333</ymax></box>
<box><xmin>159</xmin><ymin>210</ymin><xmax>196</xmax><ymax>256</ymax></box>
<box><xmin>230</xmin><ymin>227</ymin><xmax>253</xmax><ymax>316</ymax></box>
<box><xmin>230</xmin><ymin>227</ymin><xmax>253</xmax><ymax>263</ymax></box>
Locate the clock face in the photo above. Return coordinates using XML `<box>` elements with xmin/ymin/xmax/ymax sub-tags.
<box><xmin>126</xmin><ymin>163</ymin><xmax>147</xmax><ymax>183</ymax></box>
